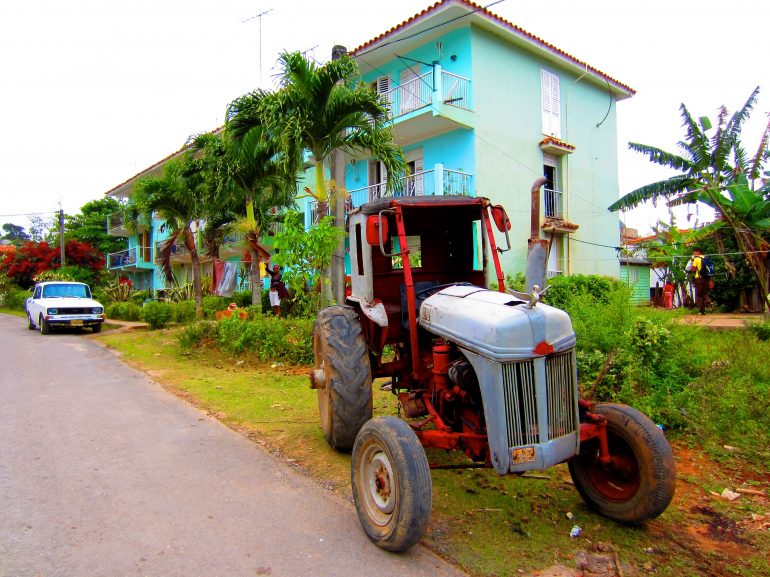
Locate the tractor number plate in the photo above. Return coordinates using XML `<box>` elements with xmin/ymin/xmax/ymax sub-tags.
<box><xmin>512</xmin><ymin>447</ymin><xmax>536</xmax><ymax>464</ymax></box>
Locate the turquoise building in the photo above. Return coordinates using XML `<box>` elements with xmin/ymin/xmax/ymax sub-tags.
<box><xmin>105</xmin><ymin>0</ymin><xmax>633</xmax><ymax>292</ymax></box>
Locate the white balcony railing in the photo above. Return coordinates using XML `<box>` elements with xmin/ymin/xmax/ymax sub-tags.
<box><xmin>107</xmin><ymin>247</ymin><xmax>137</xmax><ymax>269</ymax></box>
<box><xmin>441</xmin><ymin>70</ymin><xmax>471</xmax><ymax>110</ymax></box>
<box><xmin>544</xmin><ymin>188</ymin><xmax>563</xmax><ymax>219</ymax></box>
<box><xmin>348</xmin><ymin>164</ymin><xmax>473</xmax><ymax>207</ymax></box>
<box><xmin>547</xmin><ymin>270</ymin><xmax>563</xmax><ymax>279</ymax></box>
<box><xmin>379</xmin><ymin>65</ymin><xmax>472</xmax><ymax>122</ymax></box>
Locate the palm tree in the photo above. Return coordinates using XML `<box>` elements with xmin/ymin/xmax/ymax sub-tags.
<box><xmin>191</xmin><ymin>115</ymin><xmax>296</xmax><ymax>308</ymax></box>
<box><xmin>232</xmin><ymin>51</ymin><xmax>407</xmax><ymax>304</ymax></box>
<box><xmin>609</xmin><ymin>87</ymin><xmax>770</xmax><ymax>310</ymax></box>
<box><xmin>127</xmin><ymin>157</ymin><xmax>209</xmax><ymax>318</ymax></box>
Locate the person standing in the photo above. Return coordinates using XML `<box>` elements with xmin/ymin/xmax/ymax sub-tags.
<box><xmin>266</xmin><ymin>263</ymin><xmax>287</xmax><ymax>316</ymax></box>
<box><xmin>686</xmin><ymin>248</ymin><xmax>710</xmax><ymax>315</ymax></box>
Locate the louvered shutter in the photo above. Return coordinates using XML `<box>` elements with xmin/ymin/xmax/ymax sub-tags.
<box><xmin>541</xmin><ymin>69</ymin><xmax>561</xmax><ymax>138</ymax></box>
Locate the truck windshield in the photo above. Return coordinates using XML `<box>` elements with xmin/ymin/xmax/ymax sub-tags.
<box><xmin>42</xmin><ymin>284</ymin><xmax>90</xmax><ymax>298</ymax></box>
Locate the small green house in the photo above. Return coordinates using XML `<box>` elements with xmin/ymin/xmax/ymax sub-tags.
<box><xmin>620</xmin><ymin>256</ymin><xmax>651</xmax><ymax>305</ymax></box>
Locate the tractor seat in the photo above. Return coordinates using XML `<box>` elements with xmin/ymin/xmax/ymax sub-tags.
<box><xmin>400</xmin><ymin>281</ymin><xmax>439</xmax><ymax>330</ymax></box>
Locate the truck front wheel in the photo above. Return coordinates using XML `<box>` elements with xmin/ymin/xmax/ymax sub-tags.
<box><xmin>569</xmin><ymin>403</ymin><xmax>675</xmax><ymax>525</ymax></box>
<box><xmin>352</xmin><ymin>417</ymin><xmax>432</xmax><ymax>552</ymax></box>
<box><xmin>312</xmin><ymin>306</ymin><xmax>372</xmax><ymax>452</ymax></box>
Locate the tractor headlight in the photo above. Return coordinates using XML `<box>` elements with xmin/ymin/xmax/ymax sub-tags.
<box><xmin>47</xmin><ymin>308</ymin><xmax>59</xmax><ymax>315</ymax></box>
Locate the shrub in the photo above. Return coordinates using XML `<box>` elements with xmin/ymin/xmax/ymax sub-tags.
<box><xmin>201</xmin><ymin>295</ymin><xmax>230</xmax><ymax>319</ymax></box>
<box><xmin>214</xmin><ymin>315</ymin><xmax>313</xmax><ymax>364</ymax></box>
<box><xmin>171</xmin><ymin>300</ymin><xmax>197</xmax><ymax>324</ymax></box>
<box><xmin>232</xmin><ymin>290</ymin><xmax>253</xmax><ymax>308</ymax></box>
<box><xmin>544</xmin><ymin>274</ymin><xmax>624</xmax><ymax>310</ymax></box>
<box><xmin>747</xmin><ymin>319</ymin><xmax>770</xmax><ymax>341</ymax></box>
<box><xmin>105</xmin><ymin>302</ymin><xmax>143</xmax><ymax>321</ymax></box>
<box><xmin>177</xmin><ymin>320</ymin><xmax>218</xmax><ymax>348</ymax></box>
<box><xmin>4</xmin><ymin>288</ymin><xmax>31</xmax><ymax>310</ymax></box>
<box><xmin>141</xmin><ymin>301</ymin><xmax>173</xmax><ymax>329</ymax></box>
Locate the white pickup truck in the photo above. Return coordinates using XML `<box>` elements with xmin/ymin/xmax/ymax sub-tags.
<box><xmin>25</xmin><ymin>281</ymin><xmax>105</xmax><ymax>334</ymax></box>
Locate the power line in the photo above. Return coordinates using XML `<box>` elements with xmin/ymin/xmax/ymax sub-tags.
<box><xmin>0</xmin><ymin>211</ymin><xmax>59</xmax><ymax>218</ymax></box>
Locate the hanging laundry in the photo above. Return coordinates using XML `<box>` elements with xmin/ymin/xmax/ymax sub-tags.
<box><xmin>217</xmin><ymin>261</ymin><xmax>238</xmax><ymax>297</ymax></box>
<box><xmin>211</xmin><ymin>260</ymin><xmax>225</xmax><ymax>294</ymax></box>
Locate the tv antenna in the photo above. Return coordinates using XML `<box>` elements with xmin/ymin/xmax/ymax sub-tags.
<box><xmin>242</xmin><ymin>8</ymin><xmax>274</xmax><ymax>87</ymax></box>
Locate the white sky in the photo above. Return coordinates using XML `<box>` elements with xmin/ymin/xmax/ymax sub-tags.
<box><xmin>1</xmin><ymin>0</ymin><xmax>768</xmax><ymax>237</ymax></box>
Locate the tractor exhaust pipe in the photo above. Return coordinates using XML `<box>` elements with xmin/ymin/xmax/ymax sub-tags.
<box><xmin>526</xmin><ymin>177</ymin><xmax>549</xmax><ymax>293</ymax></box>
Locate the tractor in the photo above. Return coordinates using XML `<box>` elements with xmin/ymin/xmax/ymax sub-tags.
<box><xmin>309</xmin><ymin>195</ymin><xmax>675</xmax><ymax>552</ymax></box>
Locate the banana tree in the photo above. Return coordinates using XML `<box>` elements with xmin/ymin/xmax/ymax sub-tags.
<box><xmin>609</xmin><ymin>87</ymin><xmax>770</xmax><ymax>310</ymax></box>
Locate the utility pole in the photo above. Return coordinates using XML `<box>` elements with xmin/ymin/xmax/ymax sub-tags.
<box><xmin>58</xmin><ymin>208</ymin><xmax>65</xmax><ymax>267</ymax></box>
<box><xmin>242</xmin><ymin>8</ymin><xmax>273</xmax><ymax>88</ymax></box>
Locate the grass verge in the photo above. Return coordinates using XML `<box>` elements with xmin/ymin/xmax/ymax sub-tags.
<box><xmin>95</xmin><ymin>323</ymin><xmax>770</xmax><ymax>577</ymax></box>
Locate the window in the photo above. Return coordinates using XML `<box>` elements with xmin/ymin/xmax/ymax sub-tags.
<box><xmin>371</xmin><ymin>75</ymin><xmax>391</xmax><ymax>109</ymax></box>
<box><xmin>391</xmin><ymin>235</ymin><xmax>422</xmax><ymax>269</ymax></box>
<box><xmin>543</xmin><ymin>154</ymin><xmax>562</xmax><ymax>218</ymax></box>
<box><xmin>541</xmin><ymin>69</ymin><xmax>561</xmax><ymax>138</ymax></box>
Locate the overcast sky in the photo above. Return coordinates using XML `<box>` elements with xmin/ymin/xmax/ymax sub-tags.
<box><xmin>1</xmin><ymin>0</ymin><xmax>768</xmax><ymax>238</ymax></box>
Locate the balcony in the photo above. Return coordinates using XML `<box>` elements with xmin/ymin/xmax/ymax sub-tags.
<box><xmin>541</xmin><ymin>188</ymin><xmax>579</xmax><ymax>234</ymax></box>
<box><xmin>348</xmin><ymin>164</ymin><xmax>473</xmax><ymax>208</ymax></box>
<box><xmin>106</xmin><ymin>247</ymin><xmax>153</xmax><ymax>271</ymax></box>
<box><xmin>219</xmin><ymin>232</ymin><xmax>245</xmax><ymax>259</ymax></box>
<box><xmin>544</xmin><ymin>188</ymin><xmax>563</xmax><ymax>219</ymax></box>
<box><xmin>154</xmin><ymin>239</ymin><xmax>210</xmax><ymax>264</ymax></box>
<box><xmin>380</xmin><ymin>65</ymin><xmax>473</xmax><ymax>146</ymax></box>
<box><xmin>107</xmin><ymin>212</ymin><xmax>130</xmax><ymax>237</ymax></box>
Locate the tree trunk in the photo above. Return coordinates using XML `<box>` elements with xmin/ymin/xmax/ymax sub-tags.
<box><xmin>315</xmin><ymin>161</ymin><xmax>333</xmax><ymax>308</ymax></box>
<box><xmin>184</xmin><ymin>227</ymin><xmax>203</xmax><ymax>320</ymax></box>
<box><xmin>248</xmin><ymin>247</ymin><xmax>262</xmax><ymax>313</ymax></box>
<box><xmin>330</xmin><ymin>149</ymin><xmax>347</xmax><ymax>306</ymax></box>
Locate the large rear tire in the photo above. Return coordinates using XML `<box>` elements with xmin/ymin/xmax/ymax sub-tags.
<box><xmin>352</xmin><ymin>416</ymin><xmax>432</xmax><ymax>552</ymax></box>
<box><xmin>313</xmin><ymin>306</ymin><xmax>372</xmax><ymax>451</ymax></box>
<box><xmin>569</xmin><ymin>403</ymin><xmax>675</xmax><ymax>525</ymax></box>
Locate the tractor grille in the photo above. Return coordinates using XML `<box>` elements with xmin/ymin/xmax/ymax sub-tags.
<box><xmin>502</xmin><ymin>350</ymin><xmax>577</xmax><ymax>448</ymax></box>
<box><xmin>545</xmin><ymin>351</ymin><xmax>578</xmax><ymax>440</ymax></box>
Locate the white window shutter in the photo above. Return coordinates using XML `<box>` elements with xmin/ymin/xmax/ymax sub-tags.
<box><xmin>376</xmin><ymin>75</ymin><xmax>390</xmax><ymax>94</ymax></box>
<box><xmin>541</xmin><ymin>69</ymin><xmax>561</xmax><ymax>138</ymax></box>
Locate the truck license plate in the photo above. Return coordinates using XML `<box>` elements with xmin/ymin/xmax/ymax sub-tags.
<box><xmin>70</xmin><ymin>320</ymin><xmax>83</xmax><ymax>327</ymax></box>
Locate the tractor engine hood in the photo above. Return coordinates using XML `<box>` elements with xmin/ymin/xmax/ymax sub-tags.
<box><xmin>418</xmin><ymin>285</ymin><xmax>576</xmax><ymax>362</ymax></box>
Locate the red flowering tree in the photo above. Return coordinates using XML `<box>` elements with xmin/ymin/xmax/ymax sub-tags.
<box><xmin>0</xmin><ymin>240</ymin><xmax>105</xmax><ymax>288</ymax></box>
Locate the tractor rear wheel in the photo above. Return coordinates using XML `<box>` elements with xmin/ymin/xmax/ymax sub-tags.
<box><xmin>312</xmin><ymin>306</ymin><xmax>372</xmax><ymax>452</ymax></box>
<box><xmin>351</xmin><ymin>416</ymin><xmax>432</xmax><ymax>552</ymax></box>
<box><xmin>568</xmin><ymin>403</ymin><xmax>675</xmax><ymax>525</ymax></box>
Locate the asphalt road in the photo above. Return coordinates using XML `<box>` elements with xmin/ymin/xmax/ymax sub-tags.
<box><xmin>0</xmin><ymin>314</ymin><xmax>468</xmax><ymax>577</ymax></box>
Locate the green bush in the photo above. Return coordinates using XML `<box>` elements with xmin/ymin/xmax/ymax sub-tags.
<box><xmin>4</xmin><ymin>288</ymin><xmax>31</xmax><ymax>310</ymax></box>
<box><xmin>141</xmin><ymin>301</ymin><xmax>173</xmax><ymax>329</ymax></box>
<box><xmin>201</xmin><ymin>295</ymin><xmax>230</xmax><ymax>319</ymax></box>
<box><xmin>543</xmin><ymin>274</ymin><xmax>624</xmax><ymax>310</ymax></box>
<box><xmin>747</xmin><ymin>319</ymin><xmax>770</xmax><ymax>341</ymax></box>
<box><xmin>232</xmin><ymin>290</ymin><xmax>254</xmax><ymax>308</ymax></box>
<box><xmin>177</xmin><ymin>320</ymin><xmax>218</xmax><ymax>348</ymax></box>
<box><xmin>171</xmin><ymin>300</ymin><xmax>196</xmax><ymax>324</ymax></box>
<box><xmin>105</xmin><ymin>302</ymin><xmax>143</xmax><ymax>322</ymax></box>
<box><xmin>214</xmin><ymin>315</ymin><xmax>313</xmax><ymax>364</ymax></box>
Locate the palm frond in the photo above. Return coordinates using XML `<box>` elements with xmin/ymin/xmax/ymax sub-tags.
<box><xmin>628</xmin><ymin>142</ymin><xmax>691</xmax><ymax>171</ymax></box>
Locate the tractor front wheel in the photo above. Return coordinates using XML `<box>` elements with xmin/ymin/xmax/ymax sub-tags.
<box><xmin>352</xmin><ymin>417</ymin><xmax>432</xmax><ymax>552</ymax></box>
<box><xmin>569</xmin><ymin>403</ymin><xmax>675</xmax><ymax>525</ymax></box>
<box><xmin>312</xmin><ymin>306</ymin><xmax>372</xmax><ymax>452</ymax></box>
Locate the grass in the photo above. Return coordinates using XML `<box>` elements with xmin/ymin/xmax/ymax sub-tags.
<box><xmin>95</xmin><ymin>322</ymin><xmax>770</xmax><ymax>577</ymax></box>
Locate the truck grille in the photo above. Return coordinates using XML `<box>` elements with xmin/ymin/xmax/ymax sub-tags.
<box><xmin>501</xmin><ymin>350</ymin><xmax>577</xmax><ymax>448</ymax></box>
<box><xmin>56</xmin><ymin>307</ymin><xmax>93</xmax><ymax>315</ymax></box>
